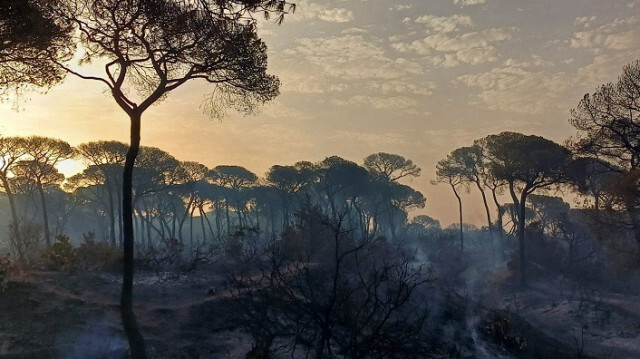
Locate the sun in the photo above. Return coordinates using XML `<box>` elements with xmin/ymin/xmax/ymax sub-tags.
<box><xmin>56</xmin><ymin>158</ymin><xmax>85</xmax><ymax>179</ymax></box>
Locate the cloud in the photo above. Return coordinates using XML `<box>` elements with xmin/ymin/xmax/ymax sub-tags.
<box><xmin>286</xmin><ymin>35</ymin><xmax>425</xmax><ymax>80</ymax></box>
<box><xmin>390</xmin><ymin>4</ymin><xmax>412</xmax><ymax>11</ymax></box>
<box><xmin>455</xmin><ymin>58</ymin><xmax>571</xmax><ymax>113</ymax></box>
<box><xmin>368</xmin><ymin>80</ymin><xmax>437</xmax><ymax>96</ymax></box>
<box><xmin>341</xmin><ymin>27</ymin><xmax>368</xmax><ymax>35</ymax></box>
<box><xmin>331</xmin><ymin>95</ymin><xmax>418</xmax><ymax>112</ymax></box>
<box><xmin>452</xmin><ymin>0</ymin><xmax>487</xmax><ymax>6</ymax></box>
<box><xmin>260</xmin><ymin>100</ymin><xmax>312</xmax><ymax>121</ymax></box>
<box><xmin>574</xmin><ymin>16</ymin><xmax>597</xmax><ymax>28</ymax></box>
<box><xmin>570</xmin><ymin>16</ymin><xmax>640</xmax><ymax>51</ymax></box>
<box><xmin>456</xmin><ymin>46</ymin><xmax>640</xmax><ymax>115</ymax></box>
<box><xmin>392</xmin><ymin>27</ymin><xmax>515</xmax><ymax>67</ymax></box>
<box><xmin>574</xmin><ymin>50</ymin><xmax>640</xmax><ymax>88</ymax></box>
<box><xmin>329</xmin><ymin>131</ymin><xmax>409</xmax><ymax>147</ymax></box>
<box><xmin>413</xmin><ymin>14</ymin><xmax>473</xmax><ymax>33</ymax></box>
<box><xmin>281</xmin><ymin>73</ymin><xmax>348</xmax><ymax>94</ymax></box>
<box><xmin>289</xmin><ymin>0</ymin><xmax>354</xmax><ymax>23</ymax></box>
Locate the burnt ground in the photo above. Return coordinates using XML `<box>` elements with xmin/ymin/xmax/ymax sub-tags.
<box><xmin>0</xmin><ymin>270</ymin><xmax>639</xmax><ymax>358</ymax></box>
<box><xmin>0</xmin><ymin>270</ymin><xmax>251</xmax><ymax>358</ymax></box>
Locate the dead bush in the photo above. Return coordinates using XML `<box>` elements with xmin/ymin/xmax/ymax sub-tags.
<box><xmin>41</xmin><ymin>234</ymin><xmax>76</xmax><ymax>271</ymax></box>
<box><xmin>75</xmin><ymin>232</ymin><xmax>122</xmax><ymax>272</ymax></box>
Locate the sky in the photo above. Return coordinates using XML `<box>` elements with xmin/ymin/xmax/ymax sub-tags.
<box><xmin>1</xmin><ymin>0</ymin><xmax>640</xmax><ymax>227</ymax></box>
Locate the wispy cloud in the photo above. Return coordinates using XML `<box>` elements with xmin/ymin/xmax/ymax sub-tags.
<box><xmin>452</xmin><ymin>0</ymin><xmax>487</xmax><ymax>7</ymax></box>
<box><xmin>392</xmin><ymin>27</ymin><xmax>515</xmax><ymax>67</ymax></box>
<box><xmin>286</xmin><ymin>35</ymin><xmax>425</xmax><ymax>80</ymax></box>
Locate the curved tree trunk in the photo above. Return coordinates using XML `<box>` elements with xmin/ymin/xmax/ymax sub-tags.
<box><xmin>37</xmin><ymin>182</ymin><xmax>51</xmax><ymax>246</ymax></box>
<box><xmin>475</xmin><ymin>181</ymin><xmax>495</xmax><ymax>258</ymax></box>
<box><xmin>202</xmin><ymin>208</ymin><xmax>216</xmax><ymax>242</ymax></box>
<box><xmin>121</xmin><ymin>112</ymin><xmax>147</xmax><ymax>359</ymax></box>
<box><xmin>178</xmin><ymin>196</ymin><xmax>194</xmax><ymax>244</ymax></box>
<box><xmin>476</xmin><ymin>181</ymin><xmax>493</xmax><ymax>234</ymax></box>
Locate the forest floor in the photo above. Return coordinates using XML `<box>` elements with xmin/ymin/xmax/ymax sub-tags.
<box><xmin>0</xmin><ymin>269</ymin><xmax>639</xmax><ymax>358</ymax></box>
<box><xmin>0</xmin><ymin>269</ymin><xmax>250</xmax><ymax>358</ymax></box>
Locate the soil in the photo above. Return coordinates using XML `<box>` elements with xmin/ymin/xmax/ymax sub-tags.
<box><xmin>0</xmin><ymin>270</ymin><xmax>252</xmax><ymax>358</ymax></box>
<box><xmin>1</xmin><ymin>270</ymin><xmax>639</xmax><ymax>358</ymax></box>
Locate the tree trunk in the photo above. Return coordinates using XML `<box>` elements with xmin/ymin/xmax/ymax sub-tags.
<box><xmin>450</xmin><ymin>183</ymin><xmax>464</xmax><ymax>252</ymax></box>
<box><xmin>625</xmin><ymin>202</ymin><xmax>640</xmax><ymax>249</ymax></box>
<box><xmin>491</xmin><ymin>188</ymin><xmax>505</xmax><ymax>259</ymax></box>
<box><xmin>121</xmin><ymin>112</ymin><xmax>148</xmax><ymax>359</ymax></box>
<box><xmin>202</xmin><ymin>208</ymin><xmax>216</xmax><ymax>242</ymax></box>
<box><xmin>508</xmin><ymin>181</ymin><xmax>520</xmax><ymax>223</ymax></box>
<box><xmin>225</xmin><ymin>200</ymin><xmax>231</xmax><ymax>233</ymax></box>
<box><xmin>235</xmin><ymin>199</ymin><xmax>243</xmax><ymax>229</ymax></box>
<box><xmin>215</xmin><ymin>201</ymin><xmax>222</xmax><ymax>240</ymax></box>
<box><xmin>107</xmin><ymin>183</ymin><xmax>117</xmax><ymax>246</ymax></box>
<box><xmin>518</xmin><ymin>191</ymin><xmax>528</xmax><ymax>287</ymax></box>
<box><xmin>1</xmin><ymin>176</ymin><xmax>23</xmax><ymax>261</ymax></box>
<box><xmin>475</xmin><ymin>181</ymin><xmax>495</xmax><ymax>258</ymax></box>
<box><xmin>117</xmin><ymin>186</ymin><xmax>123</xmax><ymax>246</ymax></box>
<box><xmin>178</xmin><ymin>196</ymin><xmax>194</xmax><ymax>244</ymax></box>
<box><xmin>199</xmin><ymin>205</ymin><xmax>207</xmax><ymax>243</ymax></box>
<box><xmin>476</xmin><ymin>181</ymin><xmax>493</xmax><ymax>234</ymax></box>
<box><xmin>37</xmin><ymin>181</ymin><xmax>51</xmax><ymax>246</ymax></box>
<box><xmin>189</xmin><ymin>205</ymin><xmax>196</xmax><ymax>249</ymax></box>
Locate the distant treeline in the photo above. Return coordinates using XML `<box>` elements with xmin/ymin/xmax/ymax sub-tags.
<box><xmin>0</xmin><ymin>137</ymin><xmax>427</xmax><ymax>259</ymax></box>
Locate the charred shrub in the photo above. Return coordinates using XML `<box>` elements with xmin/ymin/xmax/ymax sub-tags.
<box><xmin>41</xmin><ymin>234</ymin><xmax>76</xmax><ymax>271</ymax></box>
<box><xmin>0</xmin><ymin>254</ymin><xmax>13</xmax><ymax>293</ymax></box>
<box><xmin>227</xmin><ymin>206</ymin><xmax>442</xmax><ymax>358</ymax></box>
<box><xmin>138</xmin><ymin>237</ymin><xmax>185</xmax><ymax>276</ymax></box>
<box><xmin>75</xmin><ymin>232</ymin><xmax>122</xmax><ymax>272</ymax></box>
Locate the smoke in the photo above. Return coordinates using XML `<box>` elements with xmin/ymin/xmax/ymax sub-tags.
<box><xmin>58</xmin><ymin>317</ymin><xmax>128</xmax><ymax>359</ymax></box>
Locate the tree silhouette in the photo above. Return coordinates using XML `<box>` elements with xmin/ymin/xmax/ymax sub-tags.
<box><xmin>474</xmin><ymin>137</ymin><xmax>510</xmax><ymax>255</ymax></box>
<box><xmin>265</xmin><ymin>162</ymin><xmax>313</xmax><ymax>228</ymax></box>
<box><xmin>0</xmin><ymin>136</ymin><xmax>28</xmax><ymax>260</ymax></box>
<box><xmin>0</xmin><ymin>0</ymin><xmax>73</xmax><ymax>97</ymax></box>
<box><xmin>364</xmin><ymin>152</ymin><xmax>421</xmax><ymax>182</ymax></box>
<box><xmin>40</xmin><ymin>0</ymin><xmax>293</xmax><ymax>356</ymax></box>
<box><xmin>173</xmin><ymin>161</ymin><xmax>209</xmax><ymax>243</ymax></box>
<box><xmin>483</xmin><ymin>132</ymin><xmax>572</xmax><ymax>285</ymax></box>
<box><xmin>435</xmin><ymin>151</ymin><xmax>469</xmax><ymax>252</ymax></box>
<box><xmin>568</xmin><ymin>157</ymin><xmax>617</xmax><ymax>212</ymax></box>
<box><xmin>448</xmin><ymin>145</ymin><xmax>496</xmax><ymax>241</ymax></box>
<box><xmin>569</xmin><ymin>60</ymin><xmax>640</xmax><ymax>246</ymax></box>
<box><xmin>18</xmin><ymin>136</ymin><xmax>74</xmax><ymax>246</ymax></box>
<box><xmin>209</xmin><ymin>165</ymin><xmax>258</xmax><ymax>231</ymax></box>
<box><xmin>77</xmin><ymin>141</ymin><xmax>128</xmax><ymax>245</ymax></box>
